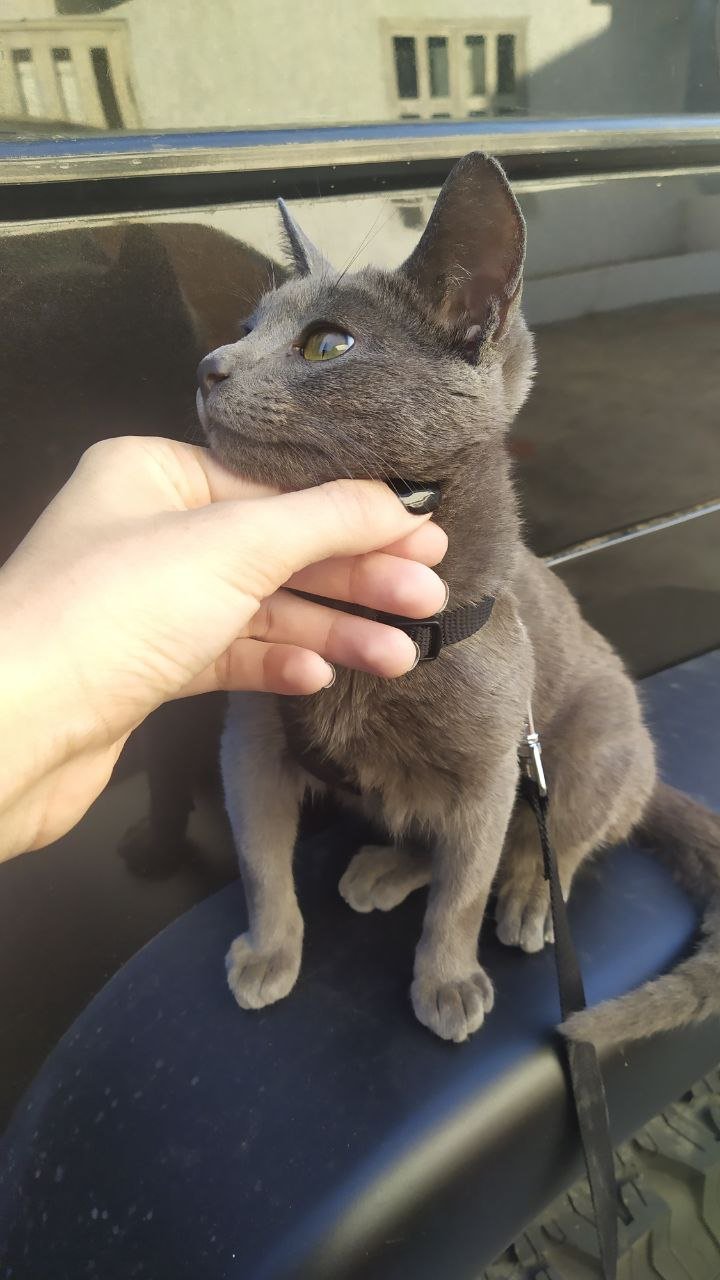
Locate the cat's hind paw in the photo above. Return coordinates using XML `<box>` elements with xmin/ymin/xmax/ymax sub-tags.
<box><xmin>495</xmin><ymin>876</ymin><xmax>554</xmax><ymax>954</ymax></box>
<box><xmin>339</xmin><ymin>845</ymin><xmax>431</xmax><ymax>914</ymax></box>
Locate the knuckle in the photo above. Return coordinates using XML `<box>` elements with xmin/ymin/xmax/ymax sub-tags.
<box><xmin>214</xmin><ymin>645</ymin><xmax>234</xmax><ymax>689</ymax></box>
<box><xmin>254</xmin><ymin>597</ymin><xmax>274</xmax><ymax>642</ymax></box>
<box><xmin>223</xmin><ymin>515</ymin><xmax>289</xmax><ymax>598</ymax></box>
<box><xmin>322</xmin><ymin>479</ymin><xmax>382</xmax><ymax>531</ymax></box>
<box><xmin>347</xmin><ymin>553</ymin><xmax>369</xmax><ymax>603</ymax></box>
<box><xmin>78</xmin><ymin>435</ymin><xmax>144</xmax><ymax>476</ymax></box>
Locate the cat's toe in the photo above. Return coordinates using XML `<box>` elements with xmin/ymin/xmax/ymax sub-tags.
<box><xmin>495</xmin><ymin>895</ymin><xmax>523</xmax><ymax>948</ymax></box>
<box><xmin>496</xmin><ymin>883</ymin><xmax>551</xmax><ymax>954</ymax></box>
<box><xmin>226</xmin><ymin>934</ymin><xmax>301</xmax><ymax>1010</ymax></box>
<box><xmin>411</xmin><ymin>968</ymin><xmax>494</xmax><ymax>1043</ymax></box>
<box><xmin>518</xmin><ymin>907</ymin><xmax>548</xmax><ymax>954</ymax></box>
<box><xmin>338</xmin><ymin>849</ymin><xmax>378</xmax><ymax>913</ymax></box>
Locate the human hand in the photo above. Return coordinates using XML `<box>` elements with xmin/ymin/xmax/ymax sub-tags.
<box><xmin>0</xmin><ymin>436</ymin><xmax>447</xmax><ymax>855</ymax></box>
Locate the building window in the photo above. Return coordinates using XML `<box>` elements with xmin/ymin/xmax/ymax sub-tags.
<box><xmin>427</xmin><ymin>36</ymin><xmax>449</xmax><ymax>98</ymax></box>
<box><xmin>91</xmin><ymin>45</ymin><xmax>123</xmax><ymax>128</ymax></box>
<box><xmin>392</xmin><ymin>36</ymin><xmax>418</xmax><ymax>100</ymax></box>
<box><xmin>387</xmin><ymin>22</ymin><xmax>525</xmax><ymax>120</ymax></box>
<box><xmin>12</xmin><ymin>49</ymin><xmax>43</xmax><ymax>118</ymax></box>
<box><xmin>465</xmin><ymin>34</ymin><xmax>486</xmax><ymax>97</ymax></box>
<box><xmin>52</xmin><ymin>48</ymin><xmax>83</xmax><ymax>122</ymax></box>
<box><xmin>497</xmin><ymin>33</ymin><xmax>517</xmax><ymax>97</ymax></box>
<box><xmin>0</xmin><ymin>18</ymin><xmax>139</xmax><ymax>129</ymax></box>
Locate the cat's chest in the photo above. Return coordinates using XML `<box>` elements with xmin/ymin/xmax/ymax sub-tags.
<box><xmin>277</xmin><ymin>672</ymin><xmax>488</xmax><ymax>830</ymax></box>
<box><xmin>278</xmin><ymin>674</ymin><xmax>391</xmax><ymax>786</ymax></box>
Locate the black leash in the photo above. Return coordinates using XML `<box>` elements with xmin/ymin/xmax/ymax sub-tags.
<box><xmin>520</xmin><ymin>726</ymin><xmax>618</xmax><ymax>1280</ymax></box>
<box><xmin>285</xmin><ymin>591</ymin><xmax>618</xmax><ymax>1274</ymax></box>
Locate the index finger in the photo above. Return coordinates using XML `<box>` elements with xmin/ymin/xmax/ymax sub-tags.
<box><xmin>191</xmin><ymin>479</ymin><xmax>435</xmax><ymax>600</ymax></box>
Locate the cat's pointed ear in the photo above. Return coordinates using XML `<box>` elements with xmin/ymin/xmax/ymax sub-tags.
<box><xmin>399</xmin><ymin>153</ymin><xmax>525</xmax><ymax>345</ymax></box>
<box><xmin>277</xmin><ymin>198</ymin><xmax>334</xmax><ymax>277</ymax></box>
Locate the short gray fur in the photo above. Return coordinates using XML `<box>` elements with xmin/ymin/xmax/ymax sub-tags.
<box><xmin>201</xmin><ymin>153</ymin><xmax>720</xmax><ymax>1049</ymax></box>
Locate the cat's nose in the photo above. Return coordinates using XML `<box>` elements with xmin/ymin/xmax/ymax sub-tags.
<box><xmin>197</xmin><ymin>349</ymin><xmax>233</xmax><ymax>400</ymax></box>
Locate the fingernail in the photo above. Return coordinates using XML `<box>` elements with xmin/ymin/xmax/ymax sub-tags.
<box><xmin>409</xmin><ymin>641</ymin><xmax>420</xmax><ymax>671</ymax></box>
<box><xmin>322</xmin><ymin>663</ymin><xmax>336</xmax><ymax>688</ymax></box>
<box><xmin>387</xmin><ymin>480</ymin><xmax>441</xmax><ymax>515</ymax></box>
<box><xmin>439</xmin><ymin>579</ymin><xmax>450</xmax><ymax>611</ymax></box>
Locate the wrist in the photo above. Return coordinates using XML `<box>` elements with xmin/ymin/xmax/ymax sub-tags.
<box><xmin>0</xmin><ymin>581</ymin><xmax>94</xmax><ymax>820</ymax></box>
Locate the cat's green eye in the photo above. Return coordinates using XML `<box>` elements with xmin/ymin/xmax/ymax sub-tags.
<box><xmin>301</xmin><ymin>329</ymin><xmax>355</xmax><ymax>362</ymax></box>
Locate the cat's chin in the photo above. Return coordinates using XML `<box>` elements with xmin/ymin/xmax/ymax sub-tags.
<box><xmin>202</xmin><ymin>419</ymin><xmax>332</xmax><ymax>492</ymax></box>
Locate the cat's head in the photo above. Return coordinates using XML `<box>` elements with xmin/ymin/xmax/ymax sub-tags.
<box><xmin>196</xmin><ymin>153</ymin><xmax>534</xmax><ymax>494</ymax></box>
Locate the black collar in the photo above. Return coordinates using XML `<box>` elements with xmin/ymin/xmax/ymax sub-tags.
<box><xmin>379</xmin><ymin>596</ymin><xmax>495</xmax><ymax>660</ymax></box>
<box><xmin>289</xmin><ymin>593</ymin><xmax>495</xmax><ymax>661</ymax></box>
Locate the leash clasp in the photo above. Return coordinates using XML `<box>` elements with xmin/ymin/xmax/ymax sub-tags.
<box><xmin>519</xmin><ymin>702</ymin><xmax>548</xmax><ymax>797</ymax></box>
<box><xmin>523</xmin><ymin>730</ymin><xmax>548</xmax><ymax>797</ymax></box>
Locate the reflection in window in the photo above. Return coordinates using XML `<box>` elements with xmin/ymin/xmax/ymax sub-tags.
<box><xmin>397</xmin><ymin>202</ymin><xmax>425</xmax><ymax>230</ymax></box>
<box><xmin>465</xmin><ymin>34</ymin><xmax>486</xmax><ymax>97</ymax></box>
<box><xmin>12</xmin><ymin>49</ymin><xmax>43</xmax><ymax>118</ymax></box>
<box><xmin>393</xmin><ymin>36</ymin><xmax>418</xmax><ymax>100</ymax></box>
<box><xmin>497</xmin><ymin>34</ymin><xmax>517</xmax><ymax>96</ymax></box>
<box><xmin>53</xmin><ymin>48</ymin><xmax>83</xmax><ymax>122</ymax></box>
<box><xmin>427</xmin><ymin>36</ymin><xmax>449</xmax><ymax>98</ymax></box>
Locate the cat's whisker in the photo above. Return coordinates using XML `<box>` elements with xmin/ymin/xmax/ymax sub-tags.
<box><xmin>222</xmin><ymin>279</ymin><xmax>270</xmax><ymax>306</ymax></box>
<box><xmin>351</xmin><ymin>206</ymin><xmax>399</xmax><ymax>266</ymax></box>
<box><xmin>346</xmin><ymin>441</ymin><xmax>398</xmax><ymax>489</ymax></box>
<box><xmin>334</xmin><ymin>213</ymin><xmax>383</xmax><ymax>280</ymax></box>
<box><xmin>332</xmin><ymin>207</ymin><xmax>397</xmax><ymax>289</ymax></box>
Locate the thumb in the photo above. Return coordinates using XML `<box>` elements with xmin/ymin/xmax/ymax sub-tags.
<box><xmin>187</xmin><ymin>479</ymin><xmax>434</xmax><ymax>601</ymax></box>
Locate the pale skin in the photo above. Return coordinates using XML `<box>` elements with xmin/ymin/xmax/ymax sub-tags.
<box><xmin>0</xmin><ymin>435</ymin><xmax>448</xmax><ymax>861</ymax></box>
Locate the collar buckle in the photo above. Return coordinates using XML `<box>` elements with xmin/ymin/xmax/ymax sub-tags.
<box><xmin>418</xmin><ymin>616</ymin><xmax>444</xmax><ymax>661</ymax></box>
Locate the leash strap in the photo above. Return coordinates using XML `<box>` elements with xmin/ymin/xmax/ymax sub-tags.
<box><xmin>520</xmin><ymin>739</ymin><xmax>618</xmax><ymax>1280</ymax></box>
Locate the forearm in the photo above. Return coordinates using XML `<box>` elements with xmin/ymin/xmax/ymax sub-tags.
<box><xmin>0</xmin><ymin>743</ymin><xmax>123</xmax><ymax>861</ymax></box>
<box><xmin>0</xmin><ymin>583</ymin><xmax>97</xmax><ymax>858</ymax></box>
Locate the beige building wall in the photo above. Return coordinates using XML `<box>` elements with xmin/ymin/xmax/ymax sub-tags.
<box><xmin>113</xmin><ymin>0</ymin><xmax>611</xmax><ymax>129</ymax></box>
<box><xmin>0</xmin><ymin>0</ymin><xmax>612</xmax><ymax>131</ymax></box>
<box><xmin>1</xmin><ymin>1</ymin><xmax>56</xmax><ymax>18</ymax></box>
<box><xmin>0</xmin><ymin>0</ymin><xmax>697</xmax><ymax>131</ymax></box>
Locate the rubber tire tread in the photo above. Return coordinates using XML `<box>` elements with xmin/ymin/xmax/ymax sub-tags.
<box><xmin>483</xmin><ymin>1066</ymin><xmax>720</xmax><ymax>1280</ymax></box>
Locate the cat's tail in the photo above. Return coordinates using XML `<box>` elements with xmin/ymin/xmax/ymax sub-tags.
<box><xmin>562</xmin><ymin>782</ymin><xmax>720</xmax><ymax>1051</ymax></box>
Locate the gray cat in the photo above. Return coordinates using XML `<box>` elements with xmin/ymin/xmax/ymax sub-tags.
<box><xmin>197</xmin><ymin>153</ymin><xmax>720</xmax><ymax>1049</ymax></box>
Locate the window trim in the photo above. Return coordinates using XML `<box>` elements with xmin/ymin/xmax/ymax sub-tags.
<box><xmin>1</xmin><ymin>117</ymin><xmax>719</xmax><ymax>183</ymax></box>
<box><xmin>0</xmin><ymin>117</ymin><xmax>719</xmax><ymax>221</ymax></box>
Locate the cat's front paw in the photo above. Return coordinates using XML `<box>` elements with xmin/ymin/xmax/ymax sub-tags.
<box><xmin>411</xmin><ymin>968</ymin><xmax>494</xmax><ymax>1043</ymax></box>
<box><xmin>495</xmin><ymin>874</ymin><xmax>554</xmax><ymax>954</ymax></box>
<box><xmin>225</xmin><ymin>933</ymin><xmax>301</xmax><ymax>1010</ymax></box>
